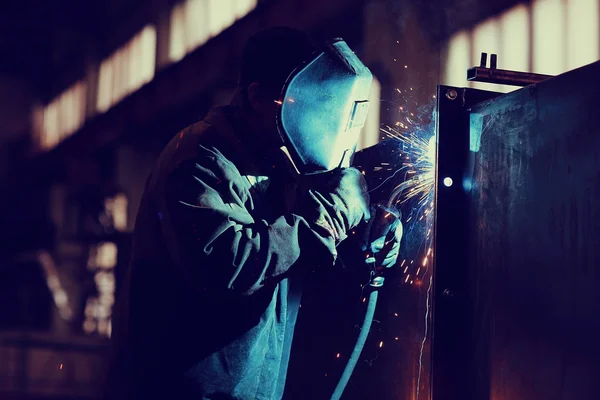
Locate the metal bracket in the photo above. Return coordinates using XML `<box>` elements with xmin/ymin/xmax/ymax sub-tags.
<box><xmin>467</xmin><ymin>52</ymin><xmax>553</xmax><ymax>87</ymax></box>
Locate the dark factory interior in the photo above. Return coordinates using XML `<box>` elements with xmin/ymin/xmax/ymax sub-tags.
<box><xmin>0</xmin><ymin>0</ymin><xmax>599</xmax><ymax>399</ymax></box>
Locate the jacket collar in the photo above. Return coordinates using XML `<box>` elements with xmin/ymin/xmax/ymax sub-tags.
<box><xmin>203</xmin><ymin>105</ymin><xmax>291</xmax><ymax>181</ymax></box>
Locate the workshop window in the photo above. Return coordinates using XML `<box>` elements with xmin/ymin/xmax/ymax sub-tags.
<box><xmin>169</xmin><ymin>0</ymin><xmax>257</xmax><ymax>63</ymax></box>
<box><xmin>443</xmin><ymin>0</ymin><xmax>599</xmax><ymax>92</ymax></box>
<box><xmin>38</xmin><ymin>252</ymin><xmax>73</xmax><ymax>322</ymax></box>
<box><xmin>104</xmin><ymin>193</ymin><xmax>128</xmax><ymax>232</ymax></box>
<box><xmin>84</xmin><ymin>242</ymin><xmax>118</xmax><ymax>337</ymax></box>
<box><xmin>532</xmin><ymin>0</ymin><xmax>566</xmax><ymax>75</ymax></box>
<box><xmin>564</xmin><ymin>0</ymin><xmax>599</xmax><ymax>70</ymax></box>
<box><xmin>33</xmin><ymin>81</ymin><xmax>87</xmax><ymax>151</ymax></box>
<box><xmin>169</xmin><ymin>0</ymin><xmax>210</xmax><ymax>63</ymax></box>
<box><xmin>97</xmin><ymin>26</ymin><xmax>157</xmax><ymax>113</ymax></box>
<box><xmin>500</xmin><ymin>5</ymin><xmax>529</xmax><ymax>74</ymax></box>
<box><xmin>207</xmin><ymin>0</ymin><xmax>237</xmax><ymax>36</ymax></box>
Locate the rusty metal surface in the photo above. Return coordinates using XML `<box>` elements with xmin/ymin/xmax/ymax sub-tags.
<box><xmin>467</xmin><ymin>60</ymin><xmax>600</xmax><ymax>399</ymax></box>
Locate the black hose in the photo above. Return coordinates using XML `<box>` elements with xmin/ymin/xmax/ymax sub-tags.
<box><xmin>330</xmin><ymin>289</ymin><xmax>379</xmax><ymax>400</ymax></box>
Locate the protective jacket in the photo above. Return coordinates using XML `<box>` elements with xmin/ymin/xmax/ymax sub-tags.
<box><xmin>105</xmin><ymin>106</ymin><xmax>345</xmax><ymax>400</ymax></box>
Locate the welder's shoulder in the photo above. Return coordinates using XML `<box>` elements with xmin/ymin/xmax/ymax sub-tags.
<box><xmin>159</xmin><ymin>120</ymin><xmax>233</xmax><ymax>172</ymax></box>
<box><xmin>146</xmin><ymin>120</ymin><xmax>240</xmax><ymax>197</ymax></box>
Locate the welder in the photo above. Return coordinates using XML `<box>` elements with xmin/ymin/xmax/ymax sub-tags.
<box><xmin>105</xmin><ymin>27</ymin><xmax>402</xmax><ymax>400</ymax></box>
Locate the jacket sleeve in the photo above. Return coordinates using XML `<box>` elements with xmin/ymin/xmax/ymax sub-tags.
<box><xmin>159</xmin><ymin>146</ymin><xmax>339</xmax><ymax>296</ymax></box>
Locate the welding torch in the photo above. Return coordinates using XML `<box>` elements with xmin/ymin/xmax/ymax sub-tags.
<box><xmin>278</xmin><ymin>133</ymin><xmax>404</xmax><ymax>399</ymax></box>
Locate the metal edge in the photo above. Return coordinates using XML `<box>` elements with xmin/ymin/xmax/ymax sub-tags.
<box><xmin>430</xmin><ymin>85</ymin><xmax>501</xmax><ymax>400</ymax></box>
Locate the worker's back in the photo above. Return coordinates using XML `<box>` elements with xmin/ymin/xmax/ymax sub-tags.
<box><xmin>105</xmin><ymin>106</ymin><xmax>305</xmax><ymax>400</ymax></box>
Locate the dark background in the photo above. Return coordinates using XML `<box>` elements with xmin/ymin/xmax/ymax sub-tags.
<box><xmin>0</xmin><ymin>0</ymin><xmax>598</xmax><ymax>399</ymax></box>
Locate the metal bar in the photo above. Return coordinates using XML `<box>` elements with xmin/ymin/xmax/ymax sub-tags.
<box><xmin>467</xmin><ymin>67</ymin><xmax>553</xmax><ymax>87</ymax></box>
<box><xmin>479</xmin><ymin>52</ymin><xmax>488</xmax><ymax>67</ymax></box>
<box><xmin>430</xmin><ymin>85</ymin><xmax>500</xmax><ymax>400</ymax></box>
<box><xmin>490</xmin><ymin>54</ymin><xmax>497</xmax><ymax>70</ymax></box>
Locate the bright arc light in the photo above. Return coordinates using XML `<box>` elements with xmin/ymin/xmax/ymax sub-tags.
<box><xmin>381</xmin><ymin>130</ymin><xmax>437</xmax><ymax>208</ymax></box>
<box><xmin>443</xmin><ymin>177</ymin><xmax>453</xmax><ymax>187</ymax></box>
<box><xmin>427</xmin><ymin>135</ymin><xmax>436</xmax><ymax>164</ymax></box>
<box><xmin>378</xmin><ymin>96</ymin><xmax>437</xmax><ymax>400</ymax></box>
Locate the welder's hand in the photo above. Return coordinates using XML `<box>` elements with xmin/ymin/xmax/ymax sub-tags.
<box><xmin>361</xmin><ymin>203</ymin><xmax>403</xmax><ymax>269</ymax></box>
<box><xmin>296</xmin><ymin>167</ymin><xmax>370</xmax><ymax>243</ymax></box>
<box><xmin>324</xmin><ymin>167</ymin><xmax>371</xmax><ymax>229</ymax></box>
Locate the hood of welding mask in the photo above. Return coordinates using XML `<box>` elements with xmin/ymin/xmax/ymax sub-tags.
<box><xmin>276</xmin><ymin>39</ymin><xmax>373</xmax><ymax>175</ymax></box>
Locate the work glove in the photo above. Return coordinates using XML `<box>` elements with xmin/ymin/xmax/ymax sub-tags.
<box><xmin>360</xmin><ymin>203</ymin><xmax>403</xmax><ymax>269</ymax></box>
<box><xmin>296</xmin><ymin>167</ymin><xmax>371</xmax><ymax>244</ymax></box>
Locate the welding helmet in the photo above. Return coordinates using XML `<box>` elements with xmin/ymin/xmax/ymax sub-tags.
<box><xmin>276</xmin><ymin>39</ymin><xmax>373</xmax><ymax>175</ymax></box>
